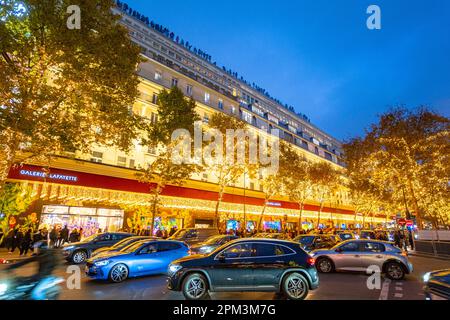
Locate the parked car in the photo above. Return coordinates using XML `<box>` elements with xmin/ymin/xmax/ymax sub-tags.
<box><xmin>91</xmin><ymin>236</ymin><xmax>157</xmax><ymax>258</ymax></box>
<box><xmin>169</xmin><ymin>228</ymin><xmax>219</xmax><ymax>245</ymax></box>
<box><xmin>253</xmin><ymin>233</ymin><xmax>291</xmax><ymax>240</ymax></box>
<box><xmin>336</xmin><ymin>232</ymin><xmax>355</xmax><ymax>242</ymax></box>
<box><xmin>167</xmin><ymin>238</ymin><xmax>319</xmax><ymax>300</ymax></box>
<box><xmin>294</xmin><ymin>235</ymin><xmax>337</xmax><ymax>252</ymax></box>
<box><xmin>190</xmin><ymin>235</ymin><xmax>239</xmax><ymax>254</ymax></box>
<box><xmin>86</xmin><ymin>240</ymin><xmax>189</xmax><ymax>283</ymax></box>
<box><xmin>423</xmin><ymin>269</ymin><xmax>450</xmax><ymax>300</ymax></box>
<box><xmin>311</xmin><ymin>239</ymin><xmax>413</xmax><ymax>280</ymax></box>
<box><xmin>62</xmin><ymin>232</ymin><xmax>134</xmax><ymax>264</ymax></box>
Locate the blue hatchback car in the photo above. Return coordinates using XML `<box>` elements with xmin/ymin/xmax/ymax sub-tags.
<box><xmin>85</xmin><ymin>240</ymin><xmax>189</xmax><ymax>282</ymax></box>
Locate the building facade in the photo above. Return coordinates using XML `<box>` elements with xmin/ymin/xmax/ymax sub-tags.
<box><xmin>6</xmin><ymin>2</ymin><xmax>390</xmax><ymax>238</ymax></box>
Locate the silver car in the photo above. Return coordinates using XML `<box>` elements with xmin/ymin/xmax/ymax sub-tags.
<box><xmin>310</xmin><ymin>239</ymin><xmax>413</xmax><ymax>280</ymax></box>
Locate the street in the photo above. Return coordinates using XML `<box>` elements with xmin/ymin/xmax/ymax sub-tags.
<box><xmin>1</xmin><ymin>254</ymin><xmax>447</xmax><ymax>300</ymax></box>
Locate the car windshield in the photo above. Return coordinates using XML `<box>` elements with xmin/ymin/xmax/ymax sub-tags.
<box><xmin>81</xmin><ymin>234</ymin><xmax>98</xmax><ymax>243</ymax></box>
<box><xmin>295</xmin><ymin>236</ymin><xmax>315</xmax><ymax>245</ymax></box>
<box><xmin>170</xmin><ymin>229</ymin><xmax>188</xmax><ymax>239</ymax></box>
<box><xmin>203</xmin><ymin>235</ymin><xmax>224</xmax><ymax>245</ymax></box>
<box><xmin>111</xmin><ymin>237</ymin><xmax>135</xmax><ymax>249</ymax></box>
<box><xmin>120</xmin><ymin>241</ymin><xmax>147</xmax><ymax>253</ymax></box>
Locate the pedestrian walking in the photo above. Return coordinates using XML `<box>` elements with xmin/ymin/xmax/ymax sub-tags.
<box><xmin>69</xmin><ymin>229</ymin><xmax>79</xmax><ymax>243</ymax></box>
<box><xmin>19</xmin><ymin>229</ymin><xmax>32</xmax><ymax>256</ymax></box>
<box><xmin>394</xmin><ymin>230</ymin><xmax>401</xmax><ymax>248</ymax></box>
<box><xmin>60</xmin><ymin>225</ymin><xmax>69</xmax><ymax>246</ymax></box>
<box><xmin>408</xmin><ymin>230</ymin><xmax>414</xmax><ymax>250</ymax></box>
<box><xmin>49</xmin><ymin>227</ymin><xmax>58</xmax><ymax>248</ymax></box>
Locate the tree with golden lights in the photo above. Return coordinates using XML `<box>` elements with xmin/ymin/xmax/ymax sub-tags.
<box><xmin>0</xmin><ymin>0</ymin><xmax>143</xmax><ymax>192</ymax></box>
<box><xmin>309</xmin><ymin>161</ymin><xmax>341</xmax><ymax>229</ymax></box>
<box><xmin>138</xmin><ymin>87</ymin><xmax>200</xmax><ymax>233</ymax></box>
<box><xmin>343</xmin><ymin>107</ymin><xmax>449</xmax><ymax>229</ymax></box>
<box><xmin>205</xmin><ymin>112</ymin><xmax>259</xmax><ymax>227</ymax></box>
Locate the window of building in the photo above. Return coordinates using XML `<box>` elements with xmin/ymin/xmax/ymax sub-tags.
<box><xmin>150</xmin><ymin>112</ymin><xmax>158</xmax><ymax>125</ymax></box>
<box><xmin>203</xmin><ymin>114</ymin><xmax>209</xmax><ymax>123</ymax></box>
<box><xmin>154</xmin><ymin>71</ymin><xmax>162</xmax><ymax>81</ymax></box>
<box><xmin>231</xmin><ymin>106</ymin><xmax>236</xmax><ymax>114</ymax></box>
<box><xmin>152</xmin><ymin>94</ymin><xmax>158</xmax><ymax>105</ymax></box>
<box><xmin>129</xmin><ymin>159</ymin><xmax>136</xmax><ymax>169</ymax></box>
<box><xmin>250</xmin><ymin>182</ymin><xmax>255</xmax><ymax>190</ymax></box>
<box><xmin>91</xmin><ymin>151</ymin><xmax>103</xmax><ymax>163</ymax></box>
<box><xmin>241</xmin><ymin>110</ymin><xmax>253</xmax><ymax>124</ymax></box>
<box><xmin>204</xmin><ymin>92</ymin><xmax>210</xmax><ymax>103</ymax></box>
<box><xmin>171</xmin><ymin>77</ymin><xmax>178</xmax><ymax>87</ymax></box>
<box><xmin>218</xmin><ymin>99</ymin><xmax>223</xmax><ymax>110</ymax></box>
<box><xmin>117</xmin><ymin>156</ymin><xmax>127</xmax><ymax>167</ymax></box>
<box><xmin>186</xmin><ymin>84</ymin><xmax>193</xmax><ymax>96</ymax></box>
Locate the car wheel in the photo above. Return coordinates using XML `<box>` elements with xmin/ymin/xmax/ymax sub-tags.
<box><xmin>182</xmin><ymin>273</ymin><xmax>209</xmax><ymax>300</ymax></box>
<box><xmin>385</xmin><ymin>262</ymin><xmax>405</xmax><ymax>280</ymax></box>
<box><xmin>282</xmin><ymin>272</ymin><xmax>309</xmax><ymax>300</ymax></box>
<box><xmin>316</xmin><ymin>257</ymin><xmax>334</xmax><ymax>273</ymax></box>
<box><xmin>72</xmin><ymin>250</ymin><xmax>87</xmax><ymax>264</ymax></box>
<box><xmin>109</xmin><ymin>264</ymin><xmax>129</xmax><ymax>283</ymax></box>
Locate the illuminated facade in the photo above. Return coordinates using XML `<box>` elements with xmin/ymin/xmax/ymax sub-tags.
<box><xmin>6</xmin><ymin>2</ymin><xmax>390</xmax><ymax>236</ymax></box>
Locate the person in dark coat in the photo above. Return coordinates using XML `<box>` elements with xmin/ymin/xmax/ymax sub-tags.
<box><xmin>20</xmin><ymin>229</ymin><xmax>32</xmax><ymax>256</ymax></box>
<box><xmin>60</xmin><ymin>226</ymin><xmax>69</xmax><ymax>246</ymax></box>
<box><xmin>394</xmin><ymin>230</ymin><xmax>401</xmax><ymax>248</ymax></box>
<box><xmin>49</xmin><ymin>227</ymin><xmax>58</xmax><ymax>248</ymax></box>
<box><xmin>69</xmin><ymin>229</ymin><xmax>79</xmax><ymax>243</ymax></box>
<box><xmin>408</xmin><ymin>230</ymin><xmax>414</xmax><ymax>250</ymax></box>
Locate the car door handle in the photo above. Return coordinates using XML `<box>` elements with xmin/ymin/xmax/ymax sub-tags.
<box><xmin>376</xmin><ymin>255</ymin><xmax>383</xmax><ymax>258</ymax></box>
<box><xmin>354</xmin><ymin>255</ymin><xmax>360</xmax><ymax>258</ymax></box>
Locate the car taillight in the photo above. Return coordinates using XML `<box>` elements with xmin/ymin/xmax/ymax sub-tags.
<box><xmin>307</xmin><ymin>257</ymin><xmax>316</xmax><ymax>266</ymax></box>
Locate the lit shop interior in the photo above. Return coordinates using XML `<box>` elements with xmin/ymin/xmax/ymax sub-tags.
<box><xmin>17</xmin><ymin>181</ymin><xmax>388</xmax><ymax>238</ymax></box>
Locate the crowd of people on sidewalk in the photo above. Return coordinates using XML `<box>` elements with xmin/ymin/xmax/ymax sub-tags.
<box><xmin>1</xmin><ymin>225</ymin><xmax>86</xmax><ymax>257</ymax></box>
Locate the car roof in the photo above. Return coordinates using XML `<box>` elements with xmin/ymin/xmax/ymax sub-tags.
<box><xmin>229</xmin><ymin>237</ymin><xmax>298</xmax><ymax>246</ymax></box>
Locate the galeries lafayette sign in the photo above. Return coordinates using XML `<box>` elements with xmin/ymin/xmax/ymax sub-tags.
<box><xmin>19</xmin><ymin>170</ymin><xmax>78</xmax><ymax>182</ymax></box>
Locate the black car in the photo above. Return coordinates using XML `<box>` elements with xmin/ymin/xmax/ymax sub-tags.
<box><xmin>169</xmin><ymin>228</ymin><xmax>219</xmax><ymax>245</ymax></box>
<box><xmin>423</xmin><ymin>269</ymin><xmax>450</xmax><ymax>300</ymax></box>
<box><xmin>62</xmin><ymin>232</ymin><xmax>134</xmax><ymax>264</ymax></box>
<box><xmin>294</xmin><ymin>235</ymin><xmax>337</xmax><ymax>252</ymax></box>
<box><xmin>167</xmin><ymin>238</ymin><xmax>319</xmax><ymax>300</ymax></box>
<box><xmin>190</xmin><ymin>235</ymin><xmax>239</xmax><ymax>254</ymax></box>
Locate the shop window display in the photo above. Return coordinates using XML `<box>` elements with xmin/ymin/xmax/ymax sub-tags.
<box><xmin>40</xmin><ymin>205</ymin><xmax>124</xmax><ymax>238</ymax></box>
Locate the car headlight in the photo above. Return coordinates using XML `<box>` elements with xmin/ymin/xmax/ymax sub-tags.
<box><xmin>423</xmin><ymin>272</ymin><xmax>431</xmax><ymax>283</ymax></box>
<box><xmin>63</xmin><ymin>246</ymin><xmax>75</xmax><ymax>251</ymax></box>
<box><xmin>168</xmin><ymin>264</ymin><xmax>182</xmax><ymax>274</ymax></box>
<box><xmin>0</xmin><ymin>283</ymin><xmax>8</xmax><ymax>295</ymax></box>
<box><xmin>94</xmin><ymin>260</ymin><xmax>110</xmax><ymax>267</ymax></box>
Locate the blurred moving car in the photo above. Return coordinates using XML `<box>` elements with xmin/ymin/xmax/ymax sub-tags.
<box><xmin>169</xmin><ymin>228</ymin><xmax>219</xmax><ymax>245</ymax></box>
<box><xmin>423</xmin><ymin>269</ymin><xmax>450</xmax><ymax>300</ymax></box>
<box><xmin>253</xmin><ymin>233</ymin><xmax>291</xmax><ymax>240</ymax></box>
<box><xmin>168</xmin><ymin>238</ymin><xmax>319</xmax><ymax>300</ymax></box>
<box><xmin>294</xmin><ymin>235</ymin><xmax>338</xmax><ymax>252</ymax></box>
<box><xmin>91</xmin><ymin>236</ymin><xmax>156</xmax><ymax>258</ymax></box>
<box><xmin>86</xmin><ymin>240</ymin><xmax>189</xmax><ymax>283</ymax></box>
<box><xmin>62</xmin><ymin>232</ymin><xmax>134</xmax><ymax>264</ymax></box>
<box><xmin>190</xmin><ymin>235</ymin><xmax>238</xmax><ymax>254</ymax></box>
<box><xmin>311</xmin><ymin>239</ymin><xmax>413</xmax><ymax>280</ymax></box>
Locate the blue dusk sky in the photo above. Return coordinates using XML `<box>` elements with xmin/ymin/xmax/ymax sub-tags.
<box><xmin>125</xmin><ymin>0</ymin><xmax>450</xmax><ymax>141</ymax></box>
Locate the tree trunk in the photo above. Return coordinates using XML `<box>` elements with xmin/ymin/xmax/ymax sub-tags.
<box><xmin>317</xmin><ymin>201</ymin><xmax>324</xmax><ymax>229</ymax></box>
<box><xmin>297</xmin><ymin>202</ymin><xmax>304</xmax><ymax>233</ymax></box>
<box><xmin>257</xmin><ymin>203</ymin><xmax>267</xmax><ymax>232</ymax></box>
<box><xmin>407</xmin><ymin>179</ymin><xmax>423</xmax><ymax>230</ymax></box>
<box><xmin>150</xmin><ymin>185</ymin><xmax>161</xmax><ymax>235</ymax></box>
<box><xmin>0</xmin><ymin>136</ymin><xmax>18</xmax><ymax>192</ymax></box>
<box><xmin>214</xmin><ymin>186</ymin><xmax>225</xmax><ymax>227</ymax></box>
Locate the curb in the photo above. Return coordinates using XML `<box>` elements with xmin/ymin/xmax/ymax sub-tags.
<box><xmin>409</xmin><ymin>252</ymin><xmax>450</xmax><ymax>261</ymax></box>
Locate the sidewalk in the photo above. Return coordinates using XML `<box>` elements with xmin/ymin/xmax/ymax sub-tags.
<box><xmin>408</xmin><ymin>249</ymin><xmax>450</xmax><ymax>261</ymax></box>
<box><xmin>0</xmin><ymin>249</ymin><xmax>32</xmax><ymax>264</ymax></box>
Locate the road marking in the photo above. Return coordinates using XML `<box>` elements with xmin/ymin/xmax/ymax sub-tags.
<box><xmin>395</xmin><ymin>286</ymin><xmax>403</xmax><ymax>291</ymax></box>
<box><xmin>379</xmin><ymin>279</ymin><xmax>391</xmax><ymax>300</ymax></box>
<box><xmin>394</xmin><ymin>293</ymin><xmax>403</xmax><ymax>298</ymax></box>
